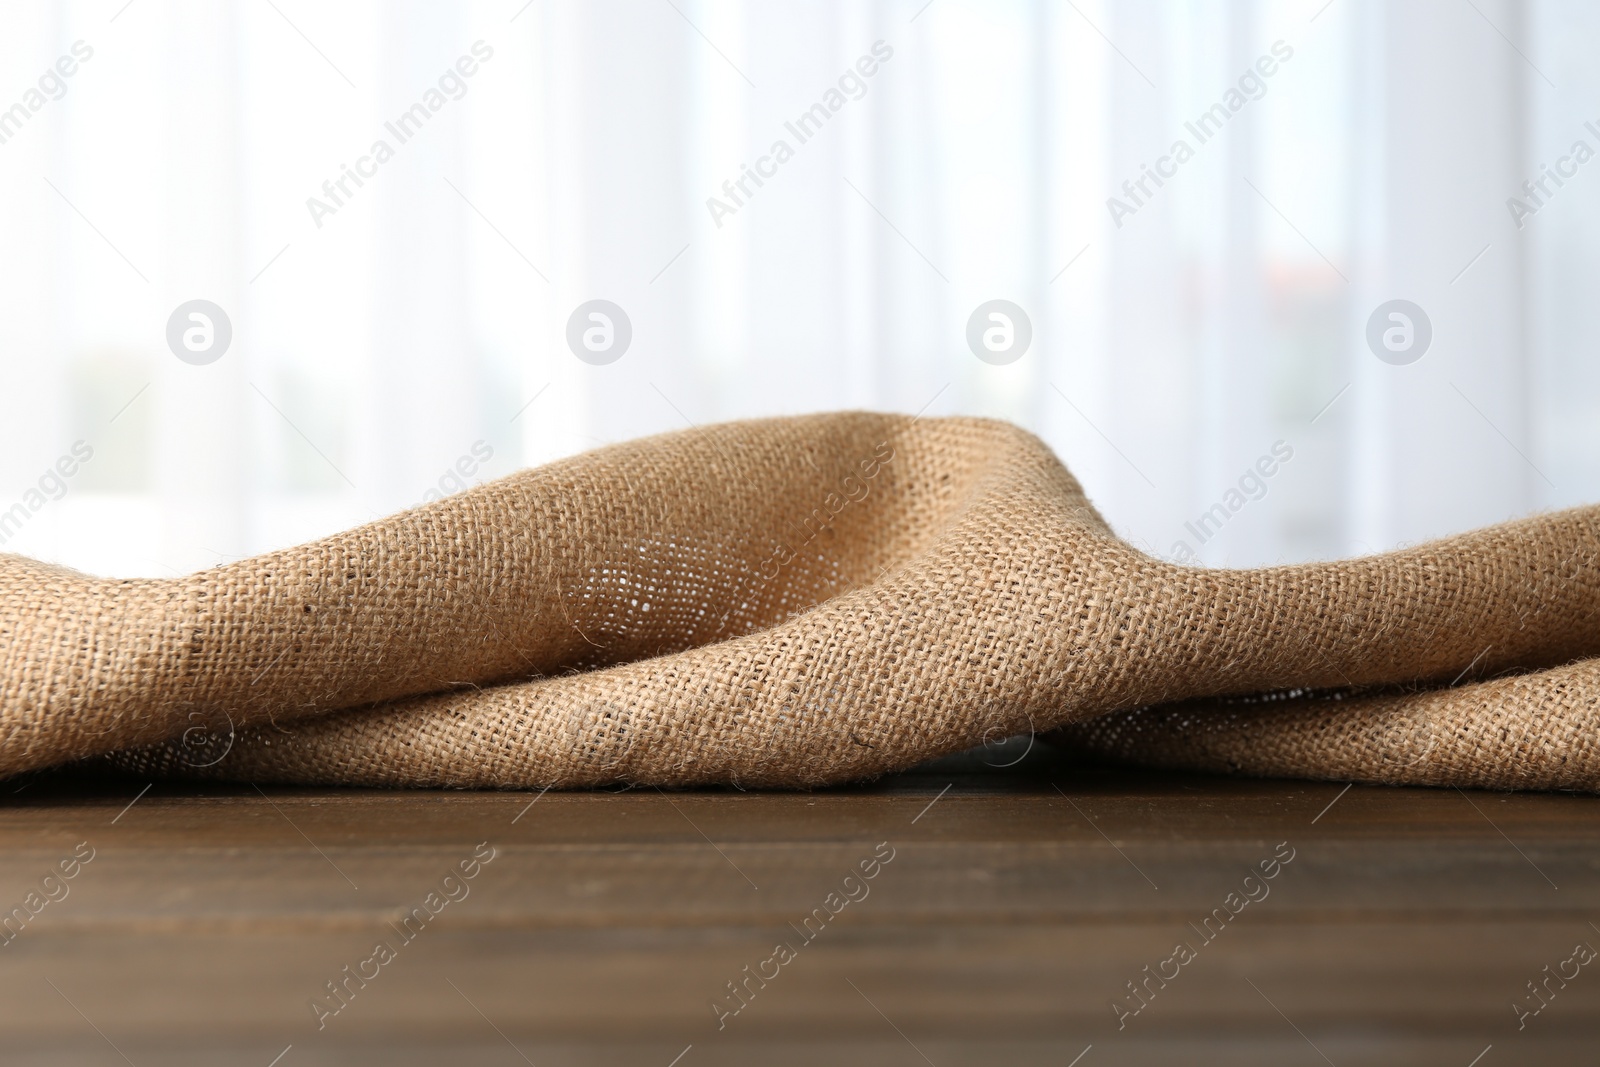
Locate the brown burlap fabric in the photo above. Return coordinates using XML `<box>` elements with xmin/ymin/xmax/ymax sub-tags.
<box><xmin>1052</xmin><ymin>659</ymin><xmax>1600</xmax><ymax>791</ymax></box>
<box><xmin>3</xmin><ymin>412</ymin><xmax>1597</xmax><ymax>790</ymax></box>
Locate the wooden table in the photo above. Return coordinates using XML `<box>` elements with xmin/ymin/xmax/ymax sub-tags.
<box><xmin>1</xmin><ymin>744</ymin><xmax>1596</xmax><ymax>1064</ymax></box>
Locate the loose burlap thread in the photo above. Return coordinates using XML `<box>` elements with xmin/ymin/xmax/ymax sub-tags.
<box><xmin>3</xmin><ymin>412</ymin><xmax>1597</xmax><ymax>790</ymax></box>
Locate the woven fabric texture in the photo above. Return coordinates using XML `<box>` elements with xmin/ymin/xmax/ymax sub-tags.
<box><xmin>3</xmin><ymin>411</ymin><xmax>1597</xmax><ymax>789</ymax></box>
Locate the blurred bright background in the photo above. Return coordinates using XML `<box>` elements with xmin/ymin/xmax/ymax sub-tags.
<box><xmin>1</xmin><ymin>0</ymin><xmax>1596</xmax><ymax>578</ymax></box>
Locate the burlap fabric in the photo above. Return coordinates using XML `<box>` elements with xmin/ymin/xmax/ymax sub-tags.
<box><xmin>3</xmin><ymin>412</ymin><xmax>1597</xmax><ymax>790</ymax></box>
<box><xmin>1052</xmin><ymin>660</ymin><xmax>1600</xmax><ymax>791</ymax></box>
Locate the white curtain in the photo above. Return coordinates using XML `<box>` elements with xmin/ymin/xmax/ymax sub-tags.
<box><xmin>0</xmin><ymin>0</ymin><xmax>1591</xmax><ymax>579</ymax></box>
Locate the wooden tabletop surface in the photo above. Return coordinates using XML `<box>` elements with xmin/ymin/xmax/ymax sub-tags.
<box><xmin>1</xmin><ymin>743</ymin><xmax>1596</xmax><ymax>1065</ymax></box>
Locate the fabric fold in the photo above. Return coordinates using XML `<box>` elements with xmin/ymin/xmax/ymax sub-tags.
<box><xmin>3</xmin><ymin>411</ymin><xmax>1597</xmax><ymax>789</ymax></box>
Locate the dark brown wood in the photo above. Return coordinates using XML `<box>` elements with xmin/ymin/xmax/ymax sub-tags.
<box><xmin>1</xmin><ymin>746</ymin><xmax>1597</xmax><ymax>1064</ymax></box>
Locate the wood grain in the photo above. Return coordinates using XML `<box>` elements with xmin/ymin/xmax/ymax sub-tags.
<box><xmin>0</xmin><ymin>746</ymin><xmax>1597</xmax><ymax>1064</ymax></box>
